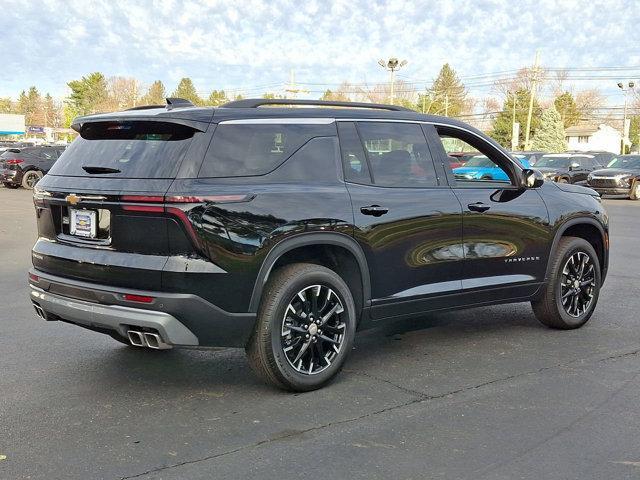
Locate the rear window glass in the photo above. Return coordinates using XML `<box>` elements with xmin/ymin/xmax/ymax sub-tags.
<box><xmin>198</xmin><ymin>122</ymin><xmax>335</xmax><ymax>177</ymax></box>
<box><xmin>48</xmin><ymin>121</ymin><xmax>196</xmax><ymax>178</ymax></box>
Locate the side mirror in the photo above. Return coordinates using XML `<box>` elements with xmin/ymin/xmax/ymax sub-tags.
<box><xmin>522</xmin><ymin>168</ymin><xmax>544</xmax><ymax>188</ymax></box>
<box><xmin>569</xmin><ymin>162</ymin><xmax>580</xmax><ymax>171</ymax></box>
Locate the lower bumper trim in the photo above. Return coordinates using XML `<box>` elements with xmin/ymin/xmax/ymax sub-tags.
<box><xmin>30</xmin><ymin>286</ymin><xmax>199</xmax><ymax>346</ymax></box>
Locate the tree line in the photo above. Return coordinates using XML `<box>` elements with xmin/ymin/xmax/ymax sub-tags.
<box><xmin>1</xmin><ymin>66</ymin><xmax>636</xmax><ymax>151</ymax></box>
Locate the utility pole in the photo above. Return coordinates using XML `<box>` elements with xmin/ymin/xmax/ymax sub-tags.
<box><xmin>511</xmin><ymin>91</ymin><xmax>519</xmax><ymax>150</ymax></box>
<box><xmin>284</xmin><ymin>70</ymin><xmax>309</xmax><ymax>99</ymax></box>
<box><xmin>378</xmin><ymin>58</ymin><xmax>407</xmax><ymax>104</ymax></box>
<box><xmin>524</xmin><ymin>50</ymin><xmax>539</xmax><ymax>150</ymax></box>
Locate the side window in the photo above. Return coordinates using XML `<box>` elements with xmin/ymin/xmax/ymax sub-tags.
<box><xmin>434</xmin><ymin>127</ymin><xmax>515</xmax><ymax>186</ymax></box>
<box><xmin>270</xmin><ymin>136</ymin><xmax>340</xmax><ymax>183</ymax></box>
<box><xmin>356</xmin><ymin>122</ymin><xmax>437</xmax><ymax>187</ymax></box>
<box><xmin>199</xmin><ymin>122</ymin><xmax>334</xmax><ymax>178</ymax></box>
<box><xmin>337</xmin><ymin>122</ymin><xmax>371</xmax><ymax>184</ymax></box>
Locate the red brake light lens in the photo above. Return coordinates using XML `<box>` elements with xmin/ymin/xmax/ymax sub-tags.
<box><xmin>122</xmin><ymin>294</ymin><xmax>155</xmax><ymax>303</ymax></box>
<box><xmin>28</xmin><ymin>273</ymin><xmax>39</xmax><ymax>283</ymax></box>
<box><xmin>6</xmin><ymin>159</ymin><xmax>24</xmax><ymax>165</ymax></box>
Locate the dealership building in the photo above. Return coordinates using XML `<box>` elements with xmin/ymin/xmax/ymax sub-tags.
<box><xmin>0</xmin><ymin>113</ymin><xmax>26</xmax><ymax>136</ymax></box>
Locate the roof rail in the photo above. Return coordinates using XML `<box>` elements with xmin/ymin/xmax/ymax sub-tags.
<box><xmin>125</xmin><ymin>104</ymin><xmax>165</xmax><ymax>111</ymax></box>
<box><xmin>221</xmin><ymin>98</ymin><xmax>413</xmax><ymax>112</ymax></box>
<box><xmin>165</xmin><ymin>97</ymin><xmax>195</xmax><ymax>110</ymax></box>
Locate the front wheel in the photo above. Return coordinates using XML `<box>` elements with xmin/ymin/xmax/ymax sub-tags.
<box><xmin>629</xmin><ymin>180</ymin><xmax>640</xmax><ymax>200</ymax></box>
<box><xmin>246</xmin><ymin>263</ymin><xmax>357</xmax><ymax>391</ymax></box>
<box><xmin>532</xmin><ymin>236</ymin><xmax>601</xmax><ymax>329</ymax></box>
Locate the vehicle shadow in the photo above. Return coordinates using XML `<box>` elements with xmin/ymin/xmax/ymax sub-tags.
<box><xmin>81</xmin><ymin>303</ymin><xmax>542</xmax><ymax>393</ymax></box>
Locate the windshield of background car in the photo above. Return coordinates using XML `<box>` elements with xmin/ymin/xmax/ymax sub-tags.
<box><xmin>536</xmin><ymin>156</ymin><xmax>572</xmax><ymax>168</ymax></box>
<box><xmin>463</xmin><ymin>155</ymin><xmax>497</xmax><ymax>168</ymax></box>
<box><xmin>606</xmin><ymin>155</ymin><xmax>640</xmax><ymax>169</ymax></box>
<box><xmin>48</xmin><ymin>121</ymin><xmax>197</xmax><ymax>178</ymax></box>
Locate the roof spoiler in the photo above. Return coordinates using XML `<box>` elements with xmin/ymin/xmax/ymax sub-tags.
<box><xmin>221</xmin><ymin>98</ymin><xmax>413</xmax><ymax>112</ymax></box>
<box><xmin>165</xmin><ymin>97</ymin><xmax>195</xmax><ymax>110</ymax></box>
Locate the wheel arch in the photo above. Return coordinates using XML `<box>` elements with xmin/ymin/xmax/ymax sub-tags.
<box><xmin>546</xmin><ymin>217</ymin><xmax>608</xmax><ymax>283</ymax></box>
<box><xmin>248</xmin><ymin>233</ymin><xmax>371</xmax><ymax>317</ymax></box>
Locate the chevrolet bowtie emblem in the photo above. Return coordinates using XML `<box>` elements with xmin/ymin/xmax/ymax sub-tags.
<box><xmin>66</xmin><ymin>194</ymin><xmax>80</xmax><ymax>205</ymax></box>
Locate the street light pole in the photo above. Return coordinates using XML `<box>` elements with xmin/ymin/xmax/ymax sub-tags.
<box><xmin>378</xmin><ymin>58</ymin><xmax>407</xmax><ymax>104</ymax></box>
<box><xmin>618</xmin><ymin>81</ymin><xmax>636</xmax><ymax>154</ymax></box>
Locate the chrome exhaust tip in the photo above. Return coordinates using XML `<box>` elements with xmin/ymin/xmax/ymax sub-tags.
<box><xmin>33</xmin><ymin>304</ymin><xmax>46</xmax><ymax>319</ymax></box>
<box><xmin>127</xmin><ymin>330</ymin><xmax>145</xmax><ymax>347</ymax></box>
<box><xmin>143</xmin><ymin>332</ymin><xmax>172</xmax><ymax>350</ymax></box>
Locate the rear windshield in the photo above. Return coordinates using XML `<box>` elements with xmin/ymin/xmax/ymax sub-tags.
<box><xmin>48</xmin><ymin>121</ymin><xmax>196</xmax><ymax>178</ymax></box>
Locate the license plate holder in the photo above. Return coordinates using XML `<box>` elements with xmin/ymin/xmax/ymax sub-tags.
<box><xmin>70</xmin><ymin>208</ymin><xmax>97</xmax><ymax>238</ymax></box>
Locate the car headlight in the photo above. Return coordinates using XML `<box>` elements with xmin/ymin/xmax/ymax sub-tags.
<box><xmin>615</xmin><ymin>174</ymin><xmax>632</xmax><ymax>186</ymax></box>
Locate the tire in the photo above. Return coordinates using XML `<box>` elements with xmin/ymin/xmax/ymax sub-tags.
<box><xmin>532</xmin><ymin>236</ymin><xmax>601</xmax><ymax>329</ymax></box>
<box><xmin>2</xmin><ymin>182</ymin><xmax>19</xmax><ymax>189</ymax></box>
<box><xmin>246</xmin><ymin>263</ymin><xmax>357</xmax><ymax>391</ymax></box>
<box><xmin>21</xmin><ymin>170</ymin><xmax>43</xmax><ymax>189</ymax></box>
<box><xmin>629</xmin><ymin>181</ymin><xmax>640</xmax><ymax>200</ymax></box>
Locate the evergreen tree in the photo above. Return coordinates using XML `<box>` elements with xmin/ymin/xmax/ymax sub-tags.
<box><xmin>554</xmin><ymin>91</ymin><xmax>580</xmax><ymax>128</ymax></box>
<box><xmin>207</xmin><ymin>90</ymin><xmax>228</xmax><ymax>106</ymax></box>
<box><xmin>490</xmin><ymin>89</ymin><xmax>542</xmax><ymax>149</ymax></box>
<box><xmin>172</xmin><ymin>78</ymin><xmax>202</xmax><ymax>105</ymax></box>
<box><xmin>140</xmin><ymin>80</ymin><xmax>167</xmax><ymax>106</ymax></box>
<box><xmin>17</xmin><ymin>86</ymin><xmax>44</xmax><ymax>125</ymax></box>
<box><xmin>530</xmin><ymin>105</ymin><xmax>567</xmax><ymax>152</ymax></box>
<box><xmin>417</xmin><ymin>64</ymin><xmax>467</xmax><ymax>116</ymax></box>
<box><xmin>67</xmin><ymin>72</ymin><xmax>109</xmax><ymax>115</ymax></box>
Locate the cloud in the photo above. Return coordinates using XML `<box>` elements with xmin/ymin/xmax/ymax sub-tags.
<box><xmin>0</xmin><ymin>0</ymin><xmax>638</xmax><ymax>101</ymax></box>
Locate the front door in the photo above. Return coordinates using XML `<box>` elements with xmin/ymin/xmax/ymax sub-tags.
<box><xmin>430</xmin><ymin>125</ymin><xmax>551</xmax><ymax>304</ymax></box>
<box><xmin>337</xmin><ymin>121</ymin><xmax>464</xmax><ymax>320</ymax></box>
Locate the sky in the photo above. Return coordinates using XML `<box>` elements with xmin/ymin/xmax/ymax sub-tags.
<box><xmin>2</xmin><ymin>0</ymin><xmax>639</xmax><ymax>105</ymax></box>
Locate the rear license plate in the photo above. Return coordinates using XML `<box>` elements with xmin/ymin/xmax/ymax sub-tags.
<box><xmin>70</xmin><ymin>208</ymin><xmax>97</xmax><ymax>238</ymax></box>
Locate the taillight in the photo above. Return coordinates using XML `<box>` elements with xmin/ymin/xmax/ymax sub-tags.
<box><xmin>6</xmin><ymin>159</ymin><xmax>24</xmax><ymax>165</ymax></box>
<box><xmin>117</xmin><ymin>193</ymin><xmax>253</xmax><ymax>252</ymax></box>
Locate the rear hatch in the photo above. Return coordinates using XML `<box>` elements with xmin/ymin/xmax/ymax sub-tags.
<box><xmin>33</xmin><ymin>119</ymin><xmax>210</xmax><ymax>291</ymax></box>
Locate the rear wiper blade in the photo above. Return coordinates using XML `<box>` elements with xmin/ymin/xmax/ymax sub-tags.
<box><xmin>82</xmin><ymin>166</ymin><xmax>121</xmax><ymax>174</ymax></box>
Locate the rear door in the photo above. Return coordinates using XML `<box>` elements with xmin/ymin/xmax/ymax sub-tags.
<box><xmin>33</xmin><ymin>119</ymin><xmax>210</xmax><ymax>291</ymax></box>
<box><xmin>339</xmin><ymin>121</ymin><xmax>464</xmax><ymax>320</ymax></box>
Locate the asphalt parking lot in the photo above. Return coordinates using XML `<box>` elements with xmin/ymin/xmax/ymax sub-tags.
<box><xmin>1</xmin><ymin>186</ymin><xmax>640</xmax><ymax>480</ymax></box>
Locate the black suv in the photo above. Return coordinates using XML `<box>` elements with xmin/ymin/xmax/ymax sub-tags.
<box><xmin>534</xmin><ymin>153</ymin><xmax>603</xmax><ymax>184</ymax></box>
<box><xmin>29</xmin><ymin>98</ymin><xmax>609</xmax><ymax>391</ymax></box>
<box><xmin>1</xmin><ymin>145</ymin><xmax>66</xmax><ymax>189</ymax></box>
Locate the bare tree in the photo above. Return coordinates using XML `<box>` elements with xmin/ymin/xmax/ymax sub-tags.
<box><xmin>492</xmin><ymin>66</ymin><xmax>548</xmax><ymax>100</ymax></box>
<box><xmin>106</xmin><ymin>77</ymin><xmax>140</xmax><ymax>110</ymax></box>
<box><xmin>575</xmin><ymin>89</ymin><xmax>605</xmax><ymax>120</ymax></box>
<box><xmin>550</xmin><ymin>69</ymin><xmax>569</xmax><ymax>97</ymax></box>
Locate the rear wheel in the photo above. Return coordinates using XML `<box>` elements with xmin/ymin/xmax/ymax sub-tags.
<box><xmin>532</xmin><ymin>236</ymin><xmax>600</xmax><ymax>329</ymax></box>
<box><xmin>246</xmin><ymin>263</ymin><xmax>356</xmax><ymax>391</ymax></box>
<box><xmin>630</xmin><ymin>181</ymin><xmax>640</xmax><ymax>200</ymax></box>
<box><xmin>21</xmin><ymin>170</ymin><xmax>43</xmax><ymax>189</ymax></box>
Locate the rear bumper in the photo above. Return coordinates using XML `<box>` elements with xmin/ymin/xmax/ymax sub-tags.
<box><xmin>1</xmin><ymin>169</ymin><xmax>20</xmax><ymax>184</ymax></box>
<box><xmin>28</xmin><ymin>269</ymin><xmax>256</xmax><ymax>347</ymax></box>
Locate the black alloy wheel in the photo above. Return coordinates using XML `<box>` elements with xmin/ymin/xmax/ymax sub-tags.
<box><xmin>559</xmin><ymin>251</ymin><xmax>596</xmax><ymax>318</ymax></box>
<box><xmin>281</xmin><ymin>284</ymin><xmax>346</xmax><ymax>375</ymax></box>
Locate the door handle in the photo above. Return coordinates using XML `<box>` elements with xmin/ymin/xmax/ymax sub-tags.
<box><xmin>360</xmin><ymin>205</ymin><xmax>389</xmax><ymax>217</ymax></box>
<box><xmin>467</xmin><ymin>202</ymin><xmax>490</xmax><ymax>213</ymax></box>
